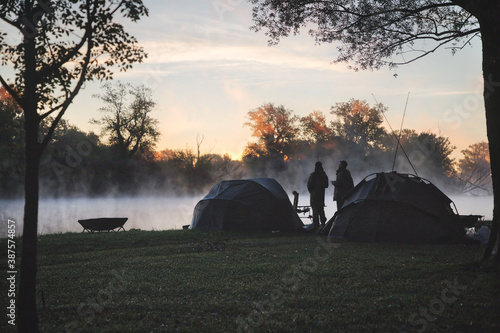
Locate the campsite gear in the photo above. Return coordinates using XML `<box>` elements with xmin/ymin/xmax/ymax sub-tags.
<box><xmin>292</xmin><ymin>191</ymin><xmax>317</xmax><ymax>232</ymax></box>
<box><xmin>470</xmin><ymin>226</ymin><xmax>491</xmax><ymax>245</ymax></box>
<box><xmin>374</xmin><ymin>92</ymin><xmax>418</xmax><ymax>176</ymax></box>
<box><xmin>459</xmin><ymin>214</ymin><xmax>484</xmax><ymax>228</ymax></box>
<box><xmin>78</xmin><ymin>217</ymin><xmax>128</xmax><ymax>232</ymax></box>
<box><xmin>191</xmin><ymin>178</ymin><xmax>303</xmax><ymax>232</ymax></box>
<box><xmin>326</xmin><ymin>172</ymin><xmax>466</xmax><ymax>243</ymax></box>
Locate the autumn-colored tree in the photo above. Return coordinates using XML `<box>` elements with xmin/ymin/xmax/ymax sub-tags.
<box><xmin>300</xmin><ymin>110</ymin><xmax>333</xmax><ymax>143</ymax></box>
<box><xmin>0</xmin><ymin>86</ymin><xmax>24</xmax><ymax>196</ymax></box>
<box><xmin>243</xmin><ymin>103</ymin><xmax>300</xmax><ymax>170</ymax></box>
<box><xmin>299</xmin><ymin>110</ymin><xmax>336</xmax><ymax>160</ymax></box>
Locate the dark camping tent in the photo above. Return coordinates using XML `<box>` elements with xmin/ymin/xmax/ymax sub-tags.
<box><xmin>326</xmin><ymin>172</ymin><xmax>466</xmax><ymax>243</ymax></box>
<box><xmin>191</xmin><ymin>178</ymin><xmax>303</xmax><ymax>232</ymax></box>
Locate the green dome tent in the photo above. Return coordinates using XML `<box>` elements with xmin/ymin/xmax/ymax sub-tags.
<box><xmin>327</xmin><ymin>172</ymin><xmax>466</xmax><ymax>243</ymax></box>
<box><xmin>191</xmin><ymin>178</ymin><xmax>303</xmax><ymax>232</ymax></box>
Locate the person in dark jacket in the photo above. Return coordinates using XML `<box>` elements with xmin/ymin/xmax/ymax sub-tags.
<box><xmin>332</xmin><ymin>160</ymin><xmax>354</xmax><ymax>210</ymax></box>
<box><xmin>307</xmin><ymin>161</ymin><xmax>329</xmax><ymax>229</ymax></box>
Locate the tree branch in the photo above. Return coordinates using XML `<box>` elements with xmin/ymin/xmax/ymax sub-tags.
<box><xmin>40</xmin><ymin>0</ymin><xmax>94</xmax><ymax>151</ymax></box>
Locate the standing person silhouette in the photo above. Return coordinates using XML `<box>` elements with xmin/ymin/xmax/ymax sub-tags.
<box><xmin>332</xmin><ymin>160</ymin><xmax>354</xmax><ymax>210</ymax></box>
<box><xmin>307</xmin><ymin>161</ymin><xmax>329</xmax><ymax>229</ymax></box>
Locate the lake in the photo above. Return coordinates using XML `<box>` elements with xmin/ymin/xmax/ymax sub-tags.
<box><xmin>0</xmin><ymin>196</ymin><xmax>201</xmax><ymax>236</ymax></box>
<box><xmin>0</xmin><ymin>194</ymin><xmax>493</xmax><ymax>237</ymax></box>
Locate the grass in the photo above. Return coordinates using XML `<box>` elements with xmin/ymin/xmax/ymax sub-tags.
<box><xmin>1</xmin><ymin>230</ymin><xmax>499</xmax><ymax>332</ymax></box>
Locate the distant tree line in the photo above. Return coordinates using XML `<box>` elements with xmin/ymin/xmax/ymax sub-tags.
<box><xmin>0</xmin><ymin>85</ymin><xmax>491</xmax><ymax>198</ymax></box>
<box><xmin>242</xmin><ymin>100</ymin><xmax>491</xmax><ymax>195</ymax></box>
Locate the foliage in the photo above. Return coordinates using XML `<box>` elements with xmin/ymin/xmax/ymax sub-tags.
<box><xmin>38</xmin><ymin>119</ymin><xmax>102</xmax><ymax>195</ymax></box>
<box><xmin>249</xmin><ymin>0</ymin><xmax>480</xmax><ymax>70</ymax></box>
<box><xmin>388</xmin><ymin>129</ymin><xmax>457</xmax><ymax>182</ymax></box>
<box><xmin>455</xmin><ymin>141</ymin><xmax>492</xmax><ymax>194</ymax></box>
<box><xmin>0</xmin><ymin>86</ymin><xmax>23</xmax><ymax>196</ymax></box>
<box><xmin>300</xmin><ymin>110</ymin><xmax>333</xmax><ymax>144</ymax></box>
<box><xmin>243</xmin><ymin>103</ymin><xmax>300</xmax><ymax>171</ymax></box>
<box><xmin>91</xmin><ymin>81</ymin><xmax>160</xmax><ymax>160</ymax></box>
<box><xmin>330</xmin><ymin>99</ymin><xmax>387</xmax><ymax>151</ymax></box>
<box><xmin>0</xmin><ymin>0</ymin><xmax>148</xmax><ymax>140</ymax></box>
<box><xmin>240</xmin><ymin>99</ymin><xmax>461</xmax><ymax>192</ymax></box>
<box><xmin>0</xmin><ymin>95</ymin><xmax>470</xmax><ymax>198</ymax></box>
<box><xmin>0</xmin><ymin>231</ymin><xmax>498</xmax><ymax>332</ymax></box>
<box><xmin>155</xmin><ymin>148</ymin><xmax>244</xmax><ymax>195</ymax></box>
<box><xmin>414</xmin><ymin>131</ymin><xmax>456</xmax><ymax>178</ymax></box>
<box><xmin>1</xmin><ymin>2</ymin><xmax>150</xmax><ymax>329</ymax></box>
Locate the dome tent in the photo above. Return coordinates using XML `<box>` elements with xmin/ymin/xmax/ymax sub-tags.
<box><xmin>327</xmin><ymin>172</ymin><xmax>466</xmax><ymax>243</ymax></box>
<box><xmin>191</xmin><ymin>178</ymin><xmax>303</xmax><ymax>232</ymax></box>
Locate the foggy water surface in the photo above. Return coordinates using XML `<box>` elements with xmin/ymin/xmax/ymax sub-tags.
<box><xmin>0</xmin><ymin>194</ymin><xmax>493</xmax><ymax>237</ymax></box>
<box><xmin>0</xmin><ymin>196</ymin><xmax>201</xmax><ymax>236</ymax></box>
<box><xmin>450</xmin><ymin>195</ymin><xmax>493</xmax><ymax>219</ymax></box>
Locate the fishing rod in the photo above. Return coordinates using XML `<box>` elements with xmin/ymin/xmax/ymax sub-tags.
<box><xmin>371</xmin><ymin>93</ymin><xmax>418</xmax><ymax>176</ymax></box>
<box><xmin>392</xmin><ymin>92</ymin><xmax>410</xmax><ymax>171</ymax></box>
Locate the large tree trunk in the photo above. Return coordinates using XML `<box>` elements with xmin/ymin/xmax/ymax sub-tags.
<box><xmin>479</xmin><ymin>6</ymin><xmax>500</xmax><ymax>264</ymax></box>
<box><xmin>18</xmin><ymin>123</ymin><xmax>41</xmax><ymax>332</ymax></box>
<box><xmin>18</xmin><ymin>11</ymin><xmax>41</xmax><ymax>331</ymax></box>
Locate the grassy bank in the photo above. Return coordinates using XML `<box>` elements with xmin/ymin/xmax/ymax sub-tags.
<box><xmin>1</xmin><ymin>230</ymin><xmax>499</xmax><ymax>332</ymax></box>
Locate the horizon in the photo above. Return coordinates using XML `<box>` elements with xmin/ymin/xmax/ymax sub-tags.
<box><xmin>1</xmin><ymin>0</ymin><xmax>489</xmax><ymax>161</ymax></box>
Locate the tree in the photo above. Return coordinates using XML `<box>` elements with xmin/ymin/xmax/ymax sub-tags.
<box><xmin>300</xmin><ymin>110</ymin><xmax>333</xmax><ymax>143</ymax></box>
<box><xmin>391</xmin><ymin>129</ymin><xmax>456</xmax><ymax>181</ymax></box>
<box><xmin>0</xmin><ymin>1</ymin><xmax>148</xmax><ymax>331</ymax></box>
<box><xmin>456</xmin><ymin>141</ymin><xmax>492</xmax><ymax>194</ymax></box>
<box><xmin>155</xmin><ymin>146</ymin><xmax>244</xmax><ymax>194</ymax></box>
<box><xmin>299</xmin><ymin>110</ymin><xmax>335</xmax><ymax>160</ymax></box>
<box><xmin>248</xmin><ymin>0</ymin><xmax>500</xmax><ymax>263</ymax></box>
<box><xmin>243</xmin><ymin>103</ymin><xmax>300</xmax><ymax>170</ymax></box>
<box><xmin>330</xmin><ymin>99</ymin><xmax>387</xmax><ymax>153</ymax></box>
<box><xmin>38</xmin><ymin>118</ymin><xmax>101</xmax><ymax>196</ymax></box>
<box><xmin>92</xmin><ymin>81</ymin><xmax>160</xmax><ymax>160</ymax></box>
<box><xmin>0</xmin><ymin>85</ymin><xmax>24</xmax><ymax>196</ymax></box>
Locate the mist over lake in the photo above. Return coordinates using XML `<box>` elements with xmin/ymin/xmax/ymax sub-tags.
<box><xmin>0</xmin><ymin>194</ymin><xmax>492</xmax><ymax>237</ymax></box>
<box><xmin>0</xmin><ymin>196</ymin><xmax>201</xmax><ymax>236</ymax></box>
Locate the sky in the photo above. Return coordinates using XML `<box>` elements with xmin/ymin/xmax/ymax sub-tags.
<box><xmin>44</xmin><ymin>1</ymin><xmax>491</xmax><ymax>160</ymax></box>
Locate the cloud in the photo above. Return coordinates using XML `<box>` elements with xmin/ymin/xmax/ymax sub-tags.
<box><xmin>223</xmin><ymin>79</ymin><xmax>252</xmax><ymax>103</ymax></box>
<box><xmin>140</xmin><ymin>38</ymin><xmax>346</xmax><ymax>74</ymax></box>
<box><xmin>103</xmin><ymin>1</ymin><xmax>488</xmax><ymax>161</ymax></box>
